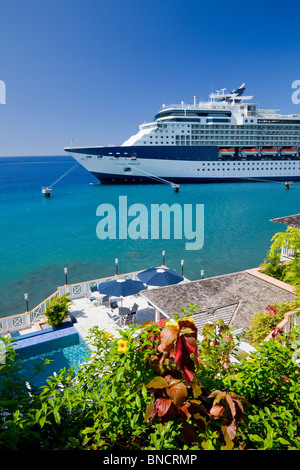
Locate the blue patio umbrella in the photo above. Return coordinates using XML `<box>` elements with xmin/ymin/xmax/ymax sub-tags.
<box><xmin>97</xmin><ymin>278</ymin><xmax>145</xmax><ymax>297</ymax></box>
<box><xmin>137</xmin><ymin>267</ymin><xmax>184</xmax><ymax>287</ymax></box>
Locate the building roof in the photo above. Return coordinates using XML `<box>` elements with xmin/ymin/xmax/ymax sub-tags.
<box><xmin>142</xmin><ymin>270</ymin><xmax>296</xmax><ymax>333</ymax></box>
<box><xmin>270</xmin><ymin>214</ymin><xmax>300</xmax><ymax>229</ymax></box>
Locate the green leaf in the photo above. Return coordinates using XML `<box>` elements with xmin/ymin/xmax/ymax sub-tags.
<box><xmin>250</xmin><ymin>434</ymin><xmax>264</xmax><ymax>443</ymax></box>
<box><xmin>278</xmin><ymin>437</ymin><xmax>291</xmax><ymax>446</ymax></box>
<box><xmin>135</xmin><ymin>394</ymin><xmax>141</xmax><ymax>408</ymax></box>
<box><xmin>82</xmin><ymin>427</ymin><xmax>96</xmax><ymax>435</ymax></box>
<box><xmin>146</xmin><ymin>376</ymin><xmax>168</xmax><ymax>389</ymax></box>
<box><xmin>53</xmin><ymin>408</ymin><xmax>61</xmax><ymax>425</ymax></box>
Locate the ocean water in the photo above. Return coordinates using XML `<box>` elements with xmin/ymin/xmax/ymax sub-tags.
<box><xmin>1</xmin><ymin>155</ymin><xmax>299</xmax><ymax>318</ymax></box>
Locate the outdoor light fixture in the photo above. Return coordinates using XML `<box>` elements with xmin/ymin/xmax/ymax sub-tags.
<box><xmin>64</xmin><ymin>267</ymin><xmax>68</xmax><ymax>285</ymax></box>
<box><xmin>162</xmin><ymin>250</ymin><xmax>166</xmax><ymax>265</ymax></box>
<box><xmin>115</xmin><ymin>258</ymin><xmax>119</xmax><ymax>275</ymax></box>
<box><xmin>181</xmin><ymin>259</ymin><xmax>184</xmax><ymax>276</ymax></box>
<box><xmin>24</xmin><ymin>293</ymin><xmax>29</xmax><ymax>312</ymax></box>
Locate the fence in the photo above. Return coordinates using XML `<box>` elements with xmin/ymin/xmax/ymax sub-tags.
<box><xmin>0</xmin><ymin>270</ymin><xmax>142</xmax><ymax>335</ymax></box>
<box><xmin>264</xmin><ymin>308</ymin><xmax>300</xmax><ymax>342</ymax></box>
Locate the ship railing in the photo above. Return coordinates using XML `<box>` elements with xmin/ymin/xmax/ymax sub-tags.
<box><xmin>160</xmin><ymin>102</ymin><xmax>237</xmax><ymax>111</ymax></box>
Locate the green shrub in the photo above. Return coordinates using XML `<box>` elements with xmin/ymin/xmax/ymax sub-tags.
<box><xmin>44</xmin><ymin>294</ymin><xmax>72</xmax><ymax>326</ymax></box>
<box><xmin>0</xmin><ymin>309</ymin><xmax>299</xmax><ymax>450</ymax></box>
<box><xmin>260</xmin><ymin>253</ymin><xmax>286</xmax><ymax>280</ymax></box>
<box><xmin>246</xmin><ymin>299</ymin><xmax>300</xmax><ymax>346</ymax></box>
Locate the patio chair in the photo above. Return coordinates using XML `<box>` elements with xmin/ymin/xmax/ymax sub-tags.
<box><xmin>110</xmin><ymin>300</ymin><xmax>118</xmax><ymax>310</ymax></box>
<box><xmin>101</xmin><ymin>295</ymin><xmax>110</xmax><ymax>307</ymax></box>
<box><xmin>106</xmin><ymin>309</ymin><xmax>121</xmax><ymax>326</ymax></box>
<box><xmin>121</xmin><ymin>303</ymin><xmax>139</xmax><ymax>326</ymax></box>
<box><xmin>86</xmin><ymin>284</ymin><xmax>102</xmax><ymax>306</ymax></box>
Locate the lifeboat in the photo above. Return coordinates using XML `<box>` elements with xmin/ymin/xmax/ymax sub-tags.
<box><xmin>218</xmin><ymin>147</ymin><xmax>235</xmax><ymax>156</ymax></box>
<box><xmin>281</xmin><ymin>147</ymin><xmax>298</xmax><ymax>156</ymax></box>
<box><xmin>261</xmin><ymin>147</ymin><xmax>278</xmax><ymax>155</ymax></box>
<box><xmin>241</xmin><ymin>147</ymin><xmax>258</xmax><ymax>156</ymax></box>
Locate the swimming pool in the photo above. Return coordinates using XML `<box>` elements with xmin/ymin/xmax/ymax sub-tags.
<box><xmin>16</xmin><ymin>332</ymin><xmax>91</xmax><ymax>387</ymax></box>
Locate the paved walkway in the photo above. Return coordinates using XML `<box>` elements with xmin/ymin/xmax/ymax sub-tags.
<box><xmin>69</xmin><ymin>294</ymin><xmax>157</xmax><ymax>348</ymax></box>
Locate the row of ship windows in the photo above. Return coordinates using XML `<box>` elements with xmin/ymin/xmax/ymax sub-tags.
<box><xmin>123</xmin><ymin>164</ymin><xmax>298</xmax><ymax>171</ymax></box>
<box><xmin>155</xmin><ymin>124</ymin><xmax>300</xmax><ymax>130</ymax></box>
<box><xmin>194</xmin><ymin>167</ymin><xmax>297</xmax><ymax>171</ymax></box>
<box><xmin>147</xmin><ymin>135</ymin><xmax>300</xmax><ymax>140</ymax></box>
<box><xmin>148</xmin><ymin>132</ymin><xmax>300</xmax><ymax>137</ymax></box>
<box><xmin>199</xmin><ymin>161</ymin><xmax>299</xmax><ymax>166</ymax></box>
<box><xmin>143</xmin><ymin>141</ymin><xmax>300</xmax><ymax>145</ymax></box>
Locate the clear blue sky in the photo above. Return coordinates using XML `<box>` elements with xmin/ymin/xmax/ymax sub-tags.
<box><xmin>1</xmin><ymin>0</ymin><xmax>300</xmax><ymax>156</ymax></box>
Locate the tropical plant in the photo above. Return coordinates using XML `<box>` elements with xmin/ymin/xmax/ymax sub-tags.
<box><xmin>283</xmin><ymin>257</ymin><xmax>300</xmax><ymax>288</ymax></box>
<box><xmin>44</xmin><ymin>294</ymin><xmax>72</xmax><ymax>326</ymax></box>
<box><xmin>246</xmin><ymin>299</ymin><xmax>300</xmax><ymax>346</ymax></box>
<box><xmin>0</xmin><ymin>307</ymin><xmax>299</xmax><ymax>450</ymax></box>
<box><xmin>268</xmin><ymin>227</ymin><xmax>300</xmax><ymax>259</ymax></box>
<box><xmin>260</xmin><ymin>253</ymin><xmax>285</xmax><ymax>280</ymax></box>
<box><xmin>224</xmin><ymin>328</ymin><xmax>300</xmax><ymax>450</ymax></box>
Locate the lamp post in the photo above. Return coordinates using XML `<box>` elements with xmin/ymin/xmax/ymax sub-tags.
<box><xmin>162</xmin><ymin>250</ymin><xmax>166</xmax><ymax>266</ymax></box>
<box><xmin>201</xmin><ymin>269</ymin><xmax>204</xmax><ymax>279</ymax></box>
<box><xmin>24</xmin><ymin>293</ymin><xmax>29</xmax><ymax>312</ymax></box>
<box><xmin>115</xmin><ymin>258</ymin><xmax>119</xmax><ymax>276</ymax></box>
<box><xmin>64</xmin><ymin>267</ymin><xmax>68</xmax><ymax>285</ymax></box>
<box><xmin>181</xmin><ymin>259</ymin><xmax>184</xmax><ymax>276</ymax></box>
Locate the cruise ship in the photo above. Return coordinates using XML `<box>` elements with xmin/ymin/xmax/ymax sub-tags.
<box><xmin>64</xmin><ymin>84</ymin><xmax>300</xmax><ymax>184</ymax></box>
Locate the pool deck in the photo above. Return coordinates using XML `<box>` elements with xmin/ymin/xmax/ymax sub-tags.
<box><xmin>68</xmin><ymin>294</ymin><xmax>161</xmax><ymax>348</ymax></box>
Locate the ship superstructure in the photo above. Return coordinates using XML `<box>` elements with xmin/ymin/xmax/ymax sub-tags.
<box><xmin>64</xmin><ymin>84</ymin><xmax>300</xmax><ymax>183</ymax></box>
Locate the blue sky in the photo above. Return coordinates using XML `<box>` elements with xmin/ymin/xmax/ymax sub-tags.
<box><xmin>1</xmin><ymin>0</ymin><xmax>300</xmax><ymax>156</ymax></box>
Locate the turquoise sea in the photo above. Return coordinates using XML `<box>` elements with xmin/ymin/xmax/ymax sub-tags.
<box><xmin>1</xmin><ymin>155</ymin><xmax>299</xmax><ymax>318</ymax></box>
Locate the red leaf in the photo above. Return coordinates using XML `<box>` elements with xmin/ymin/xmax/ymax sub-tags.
<box><xmin>178</xmin><ymin>320</ymin><xmax>198</xmax><ymax>337</ymax></box>
<box><xmin>174</xmin><ymin>335</ymin><xmax>183</xmax><ymax>366</ymax></box>
<box><xmin>210</xmin><ymin>405</ymin><xmax>225</xmax><ymax>418</ymax></box>
<box><xmin>156</xmin><ymin>320</ymin><xmax>166</xmax><ymax>327</ymax></box>
<box><xmin>183</xmin><ymin>365</ymin><xmax>194</xmax><ymax>385</ymax></box>
<box><xmin>155</xmin><ymin>398</ymin><xmax>172</xmax><ymax>417</ymax></box>
<box><xmin>182</xmin><ymin>421</ymin><xmax>196</xmax><ymax>446</ymax></box>
<box><xmin>225</xmin><ymin>394</ymin><xmax>236</xmax><ymax>420</ymax></box>
<box><xmin>222</xmin><ymin>420</ymin><xmax>237</xmax><ymax>441</ymax></box>
<box><xmin>166</xmin><ymin>380</ymin><xmax>188</xmax><ymax>407</ymax></box>
<box><xmin>158</xmin><ymin>326</ymin><xmax>178</xmax><ymax>352</ymax></box>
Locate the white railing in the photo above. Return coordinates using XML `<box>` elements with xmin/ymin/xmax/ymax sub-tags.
<box><xmin>280</xmin><ymin>243</ymin><xmax>295</xmax><ymax>261</ymax></box>
<box><xmin>265</xmin><ymin>308</ymin><xmax>300</xmax><ymax>342</ymax></box>
<box><xmin>0</xmin><ymin>270</ymin><xmax>144</xmax><ymax>335</ymax></box>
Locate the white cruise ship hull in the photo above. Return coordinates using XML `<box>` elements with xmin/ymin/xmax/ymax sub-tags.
<box><xmin>68</xmin><ymin>146</ymin><xmax>300</xmax><ymax>184</ymax></box>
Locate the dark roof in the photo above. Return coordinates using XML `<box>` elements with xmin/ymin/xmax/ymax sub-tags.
<box><xmin>142</xmin><ymin>271</ymin><xmax>296</xmax><ymax>332</ymax></box>
<box><xmin>270</xmin><ymin>214</ymin><xmax>300</xmax><ymax>229</ymax></box>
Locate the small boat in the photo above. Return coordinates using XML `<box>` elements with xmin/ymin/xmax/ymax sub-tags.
<box><xmin>42</xmin><ymin>187</ymin><xmax>53</xmax><ymax>197</ymax></box>
<box><xmin>281</xmin><ymin>147</ymin><xmax>297</xmax><ymax>156</ymax></box>
<box><xmin>261</xmin><ymin>147</ymin><xmax>278</xmax><ymax>155</ymax></box>
<box><xmin>241</xmin><ymin>147</ymin><xmax>258</xmax><ymax>156</ymax></box>
<box><xmin>218</xmin><ymin>147</ymin><xmax>235</xmax><ymax>156</ymax></box>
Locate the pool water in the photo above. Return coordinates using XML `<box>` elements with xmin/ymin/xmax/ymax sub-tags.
<box><xmin>17</xmin><ymin>335</ymin><xmax>91</xmax><ymax>387</ymax></box>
